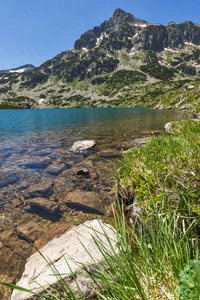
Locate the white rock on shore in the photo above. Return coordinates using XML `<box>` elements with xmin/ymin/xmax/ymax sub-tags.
<box><xmin>164</xmin><ymin>122</ymin><xmax>172</xmax><ymax>132</ymax></box>
<box><xmin>71</xmin><ymin>140</ymin><xmax>96</xmax><ymax>152</ymax></box>
<box><xmin>11</xmin><ymin>220</ymin><xmax>118</xmax><ymax>300</ymax></box>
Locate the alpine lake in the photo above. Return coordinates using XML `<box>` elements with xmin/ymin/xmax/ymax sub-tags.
<box><xmin>0</xmin><ymin>107</ymin><xmax>189</xmax><ymax>299</ymax></box>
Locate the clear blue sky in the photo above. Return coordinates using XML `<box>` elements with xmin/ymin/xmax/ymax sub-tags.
<box><xmin>0</xmin><ymin>0</ymin><xmax>200</xmax><ymax>70</ymax></box>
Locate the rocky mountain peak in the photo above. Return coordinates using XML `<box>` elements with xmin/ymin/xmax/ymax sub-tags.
<box><xmin>110</xmin><ymin>8</ymin><xmax>136</xmax><ymax>27</ymax></box>
<box><xmin>110</xmin><ymin>8</ymin><xmax>148</xmax><ymax>28</ymax></box>
<box><xmin>74</xmin><ymin>8</ymin><xmax>149</xmax><ymax>51</ymax></box>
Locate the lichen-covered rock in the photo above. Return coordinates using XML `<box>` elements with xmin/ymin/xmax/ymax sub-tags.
<box><xmin>164</xmin><ymin>122</ymin><xmax>172</xmax><ymax>132</ymax></box>
<box><xmin>11</xmin><ymin>220</ymin><xmax>118</xmax><ymax>300</ymax></box>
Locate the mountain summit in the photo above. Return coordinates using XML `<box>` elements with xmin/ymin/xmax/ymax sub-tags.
<box><xmin>74</xmin><ymin>9</ymin><xmax>149</xmax><ymax>50</ymax></box>
<box><xmin>0</xmin><ymin>9</ymin><xmax>200</xmax><ymax>111</ymax></box>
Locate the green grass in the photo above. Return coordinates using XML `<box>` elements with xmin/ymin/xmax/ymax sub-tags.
<box><xmin>115</xmin><ymin>120</ymin><xmax>200</xmax><ymax>212</ymax></box>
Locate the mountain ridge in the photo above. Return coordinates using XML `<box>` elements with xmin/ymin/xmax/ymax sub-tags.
<box><xmin>0</xmin><ymin>8</ymin><xmax>200</xmax><ymax>112</ymax></box>
<box><xmin>0</xmin><ymin>64</ymin><xmax>35</xmax><ymax>74</ymax></box>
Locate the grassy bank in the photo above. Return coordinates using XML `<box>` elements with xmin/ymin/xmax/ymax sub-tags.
<box><xmin>115</xmin><ymin>119</ymin><xmax>200</xmax><ymax>216</ymax></box>
<box><xmin>113</xmin><ymin>119</ymin><xmax>200</xmax><ymax>299</ymax></box>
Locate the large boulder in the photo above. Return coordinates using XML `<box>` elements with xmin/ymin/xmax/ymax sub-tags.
<box><xmin>71</xmin><ymin>140</ymin><xmax>96</xmax><ymax>152</ymax></box>
<box><xmin>11</xmin><ymin>220</ymin><xmax>118</xmax><ymax>300</ymax></box>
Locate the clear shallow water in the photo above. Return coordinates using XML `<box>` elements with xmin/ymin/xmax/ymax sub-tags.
<box><xmin>0</xmin><ymin>107</ymin><xmax>188</xmax><ymax>145</ymax></box>
<box><xmin>0</xmin><ymin>107</ymin><xmax>188</xmax><ymax>204</ymax></box>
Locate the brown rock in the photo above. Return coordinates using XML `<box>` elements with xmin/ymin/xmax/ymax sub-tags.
<box><xmin>0</xmin><ymin>229</ymin><xmax>33</xmax><ymax>300</ymax></box>
<box><xmin>0</xmin><ymin>218</ymin><xmax>75</xmax><ymax>299</ymax></box>
<box><xmin>23</xmin><ymin>179</ymin><xmax>53</xmax><ymax>199</ymax></box>
<box><xmin>64</xmin><ymin>190</ymin><xmax>104</xmax><ymax>215</ymax></box>
<box><xmin>16</xmin><ymin>221</ymin><xmax>44</xmax><ymax>242</ymax></box>
<box><xmin>30</xmin><ymin>198</ymin><xmax>60</xmax><ymax>215</ymax></box>
<box><xmin>53</xmin><ymin>170</ymin><xmax>75</xmax><ymax>197</ymax></box>
<box><xmin>46</xmin><ymin>163</ymin><xmax>65</xmax><ymax>175</ymax></box>
<box><xmin>77</xmin><ymin>167</ymin><xmax>90</xmax><ymax>176</ymax></box>
<box><xmin>3</xmin><ymin>199</ymin><xmax>23</xmax><ymax>213</ymax></box>
<box><xmin>0</xmin><ymin>274</ymin><xmax>16</xmax><ymax>300</ymax></box>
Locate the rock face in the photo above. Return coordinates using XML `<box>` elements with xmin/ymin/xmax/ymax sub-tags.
<box><xmin>71</xmin><ymin>140</ymin><xmax>96</xmax><ymax>152</ymax></box>
<box><xmin>11</xmin><ymin>220</ymin><xmax>118</xmax><ymax>300</ymax></box>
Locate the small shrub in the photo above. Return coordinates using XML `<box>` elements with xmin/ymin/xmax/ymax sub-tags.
<box><xmin>179</xmin><ymin>261</ymin><xmax>200</xmax><ymax>300</ymax></box>
<box><xmin>140</xmin><ymin>63</ymin><xmax>175</xmax><ymax>80</ymax></box>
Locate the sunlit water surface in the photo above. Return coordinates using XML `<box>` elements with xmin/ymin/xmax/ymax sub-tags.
<box><xmin>0</xmin><ymin>107</ymin><xmax>188</xmax><ymax>204</ymax></box>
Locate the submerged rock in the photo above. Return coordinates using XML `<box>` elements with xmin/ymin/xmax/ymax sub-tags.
<box><xmin>23</xmin><ymin>179</ymin><xmax>53</xmax><ymax>199</ymax></box>
<box><xmin>46</xmin><ymin>163</ymin><xmax>65</xmax><ymax>175</ymax></box>
<box><xmin>77</xmin><ymin>167</ymin><xmax>90</xmax><ymax>176</ymax></box>
<box><xmin>71</xmin><ymin>140</ymin><xmax>96</xmax><ymax>152</ymax></box>
<box><xmin>30</xmin><ymin>198</ymin><xmax>60</xmax><ymax>215</ymax></box>
<box><xmin>16</xmin><ymin>221</ymin><xmax>44</xmax><ymax>242</ymax></box>
<box><xmin>64</xmin><ymin>189</ymin><xmax>104</xmax><ymax>215</ymax></box>
<box><xmin>11</xmin><ymin>220</ymin><xmax>118</xmax><ymax>300</ymax></box>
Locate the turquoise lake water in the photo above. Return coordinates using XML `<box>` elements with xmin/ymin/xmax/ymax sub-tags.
<box><xmin>0</xmin><ymin>107</ymin><xmax>188</xmax><ymax>144</ymax></box>
<box><xmin>0</xmin><ymin>107</ymin><xmax>188</xmax><ymax>204</ymax></box>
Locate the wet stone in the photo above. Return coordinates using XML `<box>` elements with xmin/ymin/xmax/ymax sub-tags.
<box><xmin>46</xmin><ymin>163</ymin><xmax>65</xmax><ymax>175</ymax></box>
<box><xmin>16</xmin><ymin>221</ymin><xmax>44</xmax><ymax>242</ymax></box>
<box><xmin>77</xmin><ymin>167</ymin><xmax>90</xmax><ymax>176</ymax></box>
<box><xmin>0</xmin><ymin>229</ymin><xmax>33</xmax><ymax>300</ymax></box>
<box><xmin>18</xmin><ymin>157</ymin><xmax>51</xmax><ymax>170</ymax></box>
<box><xmin>53</xmin><ymin>171</ymin><xmax>76</xmax><ymax>198</ymax></box>
<box><xmin>63</xmin><ymin>190</ymin><xmax>105</xmax><ymax>215</ymax></box>
<box><xmin>2</xmin><ymin>199</ymin><xmax>23</xmax><ymax>213</ymax></box>
<box><xmin>0</xmin><ymin>168</ymin><xmax>23</xmax><ymax>188</ymax></box>
<box><xmin>23</xmin><ymin>179</ymin><xmax>53</xmax><ymax>199</ymax></box>
<box><xmin>30</xmin><ymin>198</ymin><xmax>60</xmax><ymax>215</ymax></box>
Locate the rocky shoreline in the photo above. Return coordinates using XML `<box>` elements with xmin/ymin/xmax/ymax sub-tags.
<box><xmin>0</xmin><ymin>141</ymin><xmax>119</xmax><ymax>299</ymax></box>
<box><xmin>0</xmin><ymin>127</ymin><xmax>179</xmax><ymax>299</ymax></box>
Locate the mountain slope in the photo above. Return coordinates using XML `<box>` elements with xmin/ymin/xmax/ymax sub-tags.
<box><xmin>0</xmin><ymin>8</ymin><xmax>200</xmax><ymax>112</ymax></box>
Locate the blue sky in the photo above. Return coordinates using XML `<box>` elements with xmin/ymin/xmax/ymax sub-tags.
<box><xmin>0</xmin><ymin>0</ymin><xmax>200</xmax><ymax>70</ymax></box>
